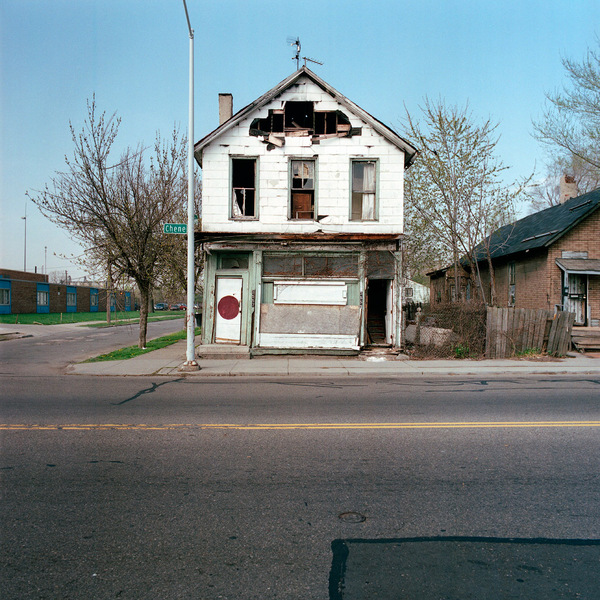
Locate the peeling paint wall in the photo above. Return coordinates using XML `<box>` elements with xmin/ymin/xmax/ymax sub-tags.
<box><xmin>201</xmin><ymin>75</ymin><xmax>405</xmax><ymax>235</ymax></box>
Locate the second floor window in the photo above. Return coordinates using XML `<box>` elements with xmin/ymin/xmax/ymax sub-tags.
<box><xmin>290</xmin><ymin>159</ymin><xmax>315</xmax><ymax>220</ymax></box>
<box><xmin>231</xmin><ymin>158</ymin><xmax>256</xmax><ymax>218</ymax></box>
<box><xmin>351</xmin><ymin>160</ymin><xmax>377</xmax><ymax>221</ymax></box>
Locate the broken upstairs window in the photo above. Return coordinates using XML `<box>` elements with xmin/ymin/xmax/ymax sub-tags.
<box><xmin>290</xmin><ymin>159</ymin><xmax>315</xmax><ymax>219</ymax></box>
<box><xmin>249</xmin><ymin>102</ymin><xmax>358</xmax><ymax>144</ymax></box>
<box><xmin>231</xmin><ymin>158</ymin><xmax>256</xmax><ymax>218</ymax></box>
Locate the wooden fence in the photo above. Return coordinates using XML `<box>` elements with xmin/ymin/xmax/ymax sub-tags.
<box><xmin>485</xmin><ymin>307</ymin><xmax>575</xmax><ymax>358</ymax></box>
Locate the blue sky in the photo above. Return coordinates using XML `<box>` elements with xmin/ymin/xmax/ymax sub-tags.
<box><xmin>1</xmin><ymin>0</ymin><xmax>599</xmax><ymax>279</ymax></box>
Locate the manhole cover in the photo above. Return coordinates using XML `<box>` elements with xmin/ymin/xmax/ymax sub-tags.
<box><xmin>339</xmin><ymin>511</ymin><xmax>366</xmax><ymax>523</ymax></box>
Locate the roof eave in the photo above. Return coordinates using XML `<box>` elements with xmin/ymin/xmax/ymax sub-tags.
<box><xmin>194</xmin><ymin>67</ymin><xmax>418</xmax><ymax>168</ymax></box>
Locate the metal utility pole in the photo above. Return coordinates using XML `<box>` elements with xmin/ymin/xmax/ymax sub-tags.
<box><xmin>182</xmin><ymin>0</ymin><xmax>199</xmax><ymax>369</ymax></box>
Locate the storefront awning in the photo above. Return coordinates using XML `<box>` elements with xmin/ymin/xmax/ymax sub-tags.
<box><xmin>556</xmin><ymin>258</ymin><xmax>600</xmax><ymax>276</ymax></box>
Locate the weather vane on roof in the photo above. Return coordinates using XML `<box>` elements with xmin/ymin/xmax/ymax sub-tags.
<box><xmin>287</xmin><ymin>37</ymin><xmax>323</xmax><ymax>70</ymax></box>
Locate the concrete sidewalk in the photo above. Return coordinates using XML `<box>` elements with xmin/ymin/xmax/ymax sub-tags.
<box><xmin>67</xmin><ymin>339</ymin><xmax>600</xmax><ymax>378</ymax></box>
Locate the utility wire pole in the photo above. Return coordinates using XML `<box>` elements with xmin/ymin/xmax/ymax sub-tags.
<box><xmin>181</xmin><ymin>0</ymin><xmax>199</xmax><ymax>370</ymax></box>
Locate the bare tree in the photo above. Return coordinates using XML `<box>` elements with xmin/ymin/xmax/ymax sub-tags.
<box><xmin>29</xmin><ymin>99</ymin><xmax>188</xmax><ymax>348</ymax></box>
<box><xmin>533</xmin><ymin>39</ymin><xmax>600</xmax><ymax>173</ymax></box>
<box><xmin>157</xmin><ymin>189</ymin><xmax>203</xmax><ymax>305</ymax></box>
<box><xmin>525</xmin><ymin>153</ymin><xmax>600</xmax><ymax>213</ymax></box>
<box><xmin>403</xmin><ymin>98</ymin><xmax>527</xmax><ymax>304</ymax></box>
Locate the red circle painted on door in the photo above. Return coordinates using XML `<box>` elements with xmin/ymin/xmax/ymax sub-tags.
<box><xmin>217</xmin><ymin>295</ymin><xmax>240</xmax><ymax>320</ymax></box>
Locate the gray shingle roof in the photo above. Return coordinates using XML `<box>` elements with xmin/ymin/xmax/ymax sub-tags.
<box><xmin>477</xmin><ymin>188</ymin><xmax>600</xmax><ymax>261</ymax></box>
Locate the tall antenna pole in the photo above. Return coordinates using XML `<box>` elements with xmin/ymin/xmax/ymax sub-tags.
<box><xmin>182</xmin><ymin>0</ymin><xmax>199</xmax><ymax>369</ymax></box>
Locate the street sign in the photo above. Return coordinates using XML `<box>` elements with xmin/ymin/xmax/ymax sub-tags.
<box><xmin>163</xmin><ymin>223</ymin><xmax>187</xmax><ymax>234</ymax></box>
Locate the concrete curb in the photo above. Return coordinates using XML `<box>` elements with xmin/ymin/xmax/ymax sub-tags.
<box><xmin>67</xmin><ymin>340</ymin><xmax>600</xmax><ymax>378</ymax></box>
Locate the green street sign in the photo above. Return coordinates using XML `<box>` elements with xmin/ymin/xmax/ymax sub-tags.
<box><xmin>163</xmin><ymin>223</ymin><xmax>187</xmax><ymax>234</ymax></box>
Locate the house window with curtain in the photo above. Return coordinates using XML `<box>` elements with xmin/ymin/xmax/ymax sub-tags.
<box><xmin>351</xmin><ymin>160</ymin><xmax>377</xmax><ymax>221</ymax></box>
<box><xmin>290</xmin><ymin>159</ymin><xmax>315</xmax><ymax>220</ymax></box>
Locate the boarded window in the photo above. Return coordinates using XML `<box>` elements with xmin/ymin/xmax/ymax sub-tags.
<box><xmin>367</xmin><ymin>251</ymin><xmax>396</xmax><ymax>278</ymax></box>
<box><xmin>263</xmin><ymin>255</ymin><xmax>303</xmax><ymax>277</ymax></box>
<box><xmin>231</xmin><ymin>158</ymin><xmax>256</xmax><ymax>218</ymax></box>
<box><xmin>290</xmin><ymin>159</ymin><xmax>315</xmax><ymax>220</ymax></box>
<box><xmin>263</xmin><ymin>254</ymin><xmax>359</xmax><ymax>278</ymax></box>
<box><xmin>304</xmin><ymin>255</ymin><xmax>359</xmax><ymax>277</ymax></box>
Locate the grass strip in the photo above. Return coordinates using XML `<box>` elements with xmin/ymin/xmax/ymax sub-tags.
<box><xmin>84</xmin><ymin>327</ymin><xmax>200</xmax><ymax>362</ymax></box>
<box><xmin>1</xmin><ymin>310</ymin><xmax>186</xmax><ymax>326</ymax></box>
<box><xmin>84</xmin><ymin>315</ymin><xmax>184</xmax><ymax>328</ymax></box>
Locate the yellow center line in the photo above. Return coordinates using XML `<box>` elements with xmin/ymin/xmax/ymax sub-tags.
<box><xmin>2</xmin><ymin>421</ymin><xmax>600</xmax><ymax>431</ymax></box>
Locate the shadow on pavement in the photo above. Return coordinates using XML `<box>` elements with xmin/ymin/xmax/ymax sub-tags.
<box><xmin>329</xmin><ymin>536</ymin><xmax>600</xmax><ymax>599</ymax></box>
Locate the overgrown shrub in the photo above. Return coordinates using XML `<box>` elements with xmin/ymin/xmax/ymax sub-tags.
<box><xmin>404</xmin><ymin>302</ymin><xmax>487</xmax><ymax>359</ymax></box>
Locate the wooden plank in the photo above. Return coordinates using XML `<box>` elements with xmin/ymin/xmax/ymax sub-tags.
<box><xmin>503</xmin><ymin>308</ymin><xmax>512</xmax><ymax>355</ymax></box>
<box><xmin>533</xmin><ymin>310</ymin><xmax>546</xmax><ymax>350</ymax></box>
<box><xmin>526</xmin><ymin>309</ymin><xmax>536</xmax><ymax>350</ymax></box>
<box><xmin>485</xmin><ymin>307</ymin><xmax>493</xmax><ymax>358</ymax></box>
<box><xmin>516</xmin><ymin>308</ymin><xmax>526</xmax><ymax>352</ymax></box>
<box><xmin>556</xmin><ymin>312</ymin><xmax>567</xmax><ymax>356</ymax></box>
<box><xmin>494</xmin><ymin>307</ymin><xmax>502</xmax><ymax>359</ymax></box>
<box><xmin>547</xmin><ymin>312</ymin><xmax>562</xmax><ymax>356</ymax></box>
<box><xmin>547</xmin><ymin>313</ymin><xmax>558</xmax><ymax>355</ymax></box>
<box><xmin>561</xmin><ymin>312</ymin><xmax>576</xmax><ymax>355</ymax></box>
<box><xmin>500</xmin><ymin>307</ymin><xmax>509</xmax><ymax>358</ymax></box>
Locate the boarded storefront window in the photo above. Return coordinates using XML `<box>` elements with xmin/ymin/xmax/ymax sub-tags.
<box><xmin>263</xmin><ymin>255</ymin><xmax>303</xmax><ymax>277</ymax></box>
<box><xmin>263</xmin><ymin>254</ymin><xmax>358</xmax><ymax>278</ymax></box>
<box><xmin>304</xmin><ymin>255</ymin><xmax>358</xmax><ymax>277</ymax></box>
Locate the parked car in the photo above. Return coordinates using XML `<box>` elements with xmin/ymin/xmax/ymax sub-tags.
<box><xmin>154</xmin><ymin>303</ymin><xmax>168</xmax><ymax>311</ymax></box>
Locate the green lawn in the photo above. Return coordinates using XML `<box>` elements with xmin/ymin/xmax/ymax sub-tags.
<box><xmin>85</xmin><ymin>327</ymin><xmax>201</xmax><ymax>362</ymax></box>
<box><xmin>1</xmin><ymin>310</ymin><xmax>185</xmax><ymax>326</ymax></box>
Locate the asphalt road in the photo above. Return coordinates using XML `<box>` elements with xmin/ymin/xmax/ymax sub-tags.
<box><xmin>0</xmin><ymin>317</ymin><xmax>186</xmax><ymax>376</ymax></box>
<box><xmin>2</xmin><ymin>375</ymin><xmax>600</xmax><ymax>599</ymax></box>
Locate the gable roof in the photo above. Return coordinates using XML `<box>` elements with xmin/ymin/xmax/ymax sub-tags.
<box><xmin>476</xmin><ymin>187</ymin><xmax>600</xmax><ymax>262</ymax></box>
<box><xmin>427</xmin><ymin>188</ymin><xmax>600</xmax><ymax>277</ymax></box>
<box><xmin>194</xmin><ymin>66</ymin><xmax>418</xmax><ymax>167</ymax></box>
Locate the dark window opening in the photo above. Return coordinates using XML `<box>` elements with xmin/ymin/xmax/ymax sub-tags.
<box><xmin>290</xmin><ymin>159</ymin><xmax>315</xmax><ymax>220</ymax></box>
<box><xmin>285</xmin><ymin>101</ymin><xmax>314</xmax><ymax>130</ymax></box>
<box><xmin>250</xmin><ymin>104</ymin><xmax>358</xmax><ymax>140</ymax></box>
<box><xmin>220</xmin><ymin>253</ymin><xmax>250</xmax><ymax>270</ymax></box>
<box><xmin>231</xmin><ymin>158</ymin><xmax>256</xmax><ymax>218</ymax></box>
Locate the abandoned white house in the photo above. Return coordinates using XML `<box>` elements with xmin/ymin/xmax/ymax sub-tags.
<box><xmin>194</xmin><ymin>67</ymin><xmax>417</xmax><ymax>353</ymax></box>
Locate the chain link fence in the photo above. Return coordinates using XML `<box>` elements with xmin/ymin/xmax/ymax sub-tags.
<box><xmin>404</xmin><ymin>302</ymin><xmax>488</xmax><ymax>359</ymax></box>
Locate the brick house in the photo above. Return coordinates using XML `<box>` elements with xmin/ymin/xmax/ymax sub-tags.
<box><xmin>428</xmin><ymin>188</ymin><xmax>600</xmax><ymax>327</ymax></box>
<box><xmin>194</xmin><ymin>67</ymin><xmax>417</xmax><ymax>353</ymax></box>
<box><xmin>0</xmin><ymin>268</ymin><xmax>132</xmax><ymax>315</ymax></box>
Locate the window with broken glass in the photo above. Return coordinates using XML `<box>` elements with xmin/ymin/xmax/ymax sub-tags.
<box><xmin>231</xmin><ymin>158</ymin><xmax>257</xmax><ymax>218</ymax></box>
<box><xmin>351</xmin><ymin>160</ymin><xmax>377</xmax><ymax>221</ymax></box>
<box><xmin>290</xmin><ymin>159</ymin><xmax>315</xmax><ymax>220</ymax></box>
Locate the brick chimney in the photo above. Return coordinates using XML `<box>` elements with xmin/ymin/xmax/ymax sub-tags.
<box><xmin>218</xmin><ymin>93</ymin><xmax>233</xmax><ymax>125</ymax></box>
<box><xmin>559</xmin><ymin>174</ymin><xmax>578</xmax><ymax>204</ymax></box>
